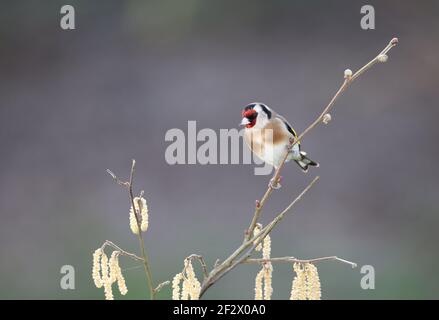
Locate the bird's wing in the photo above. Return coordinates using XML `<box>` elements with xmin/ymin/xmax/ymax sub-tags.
<box><xmin>274</xmin><ymin>114</ymin><xmax>300</xmax><ymax>145</ymax></box>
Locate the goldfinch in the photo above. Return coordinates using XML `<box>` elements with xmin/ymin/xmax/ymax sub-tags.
<box><xmin>241</xmin><ymin>102</ymin><xmax>319</xmax><ymax>172</ymax></box>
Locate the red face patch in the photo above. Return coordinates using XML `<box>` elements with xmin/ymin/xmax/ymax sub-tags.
<box><xmin>242</xmin><ymin>109</ymin><xmax>257</xmax><ymax>128</ymax></box>
<box><xmin>242</xmin><ymin>109</ymin><xmax>257</xmax><ymax>118</ymax></box>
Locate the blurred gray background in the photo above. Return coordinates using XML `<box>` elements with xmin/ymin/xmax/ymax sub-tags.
<box><xmin>0</xmin><ymin>0</ymin><xmax>438</xmax><ymax>299</ymax></box>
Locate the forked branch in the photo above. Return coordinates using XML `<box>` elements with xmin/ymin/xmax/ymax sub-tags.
<box><xmin>202</xmin><ymin>38</ymin><xmax>398</xmax><ymax>298</ymax></box>
<box><xmin>245</xmin><ymin>38</ymin><xmax>398</xmax><ymax>240</ymax></box>
<box><xmin>97</xmin><ymin>38</ymin><xmax>398</xmax><ymax>300</ymax></box>
<box><xmin>107</xmin><ymin>160</ymin><xmax>156</xmax><ymax>300</ymax></box>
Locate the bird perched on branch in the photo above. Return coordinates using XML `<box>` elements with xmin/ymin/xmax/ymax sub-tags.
<box><xmin>241</xmin><ymin>102</ymin><xmax>318</xmax><ymax>175</ymax></box>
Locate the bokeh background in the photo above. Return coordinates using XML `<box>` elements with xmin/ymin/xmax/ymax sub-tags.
<box><xmin>1</xmin><ymin>0</ymin><xmax>438</xmax><ymax>299</ymax></box>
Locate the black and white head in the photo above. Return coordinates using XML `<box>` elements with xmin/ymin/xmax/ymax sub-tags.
<box><xmin>240</xmin><ymin>102</ymin><xmax>272</xmax><ymax>129</ymax></box>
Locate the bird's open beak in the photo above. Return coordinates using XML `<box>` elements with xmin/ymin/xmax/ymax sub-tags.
<box><xmin>240</xmin><ymin>117</ymin><xmax>250</xmax><ymax>126</ymax></box>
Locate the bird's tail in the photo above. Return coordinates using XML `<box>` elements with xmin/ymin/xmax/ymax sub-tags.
<box><xmin>294</xmin><ymin>151</ymin><xmax>319</xmax><ymax>173</ymax></box>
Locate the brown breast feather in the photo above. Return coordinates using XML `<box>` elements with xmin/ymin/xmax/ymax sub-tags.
<box><xmin>244</xmin><ymin>118</ymin><xmax>292</xmax><ymax>160</ymax></box>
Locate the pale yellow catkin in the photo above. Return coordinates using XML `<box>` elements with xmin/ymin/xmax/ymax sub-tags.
<box><xmin>100</xmin><ymin>252</ymin><xmax>114</xmax><ymax>300</ymax></box>
<box><xmin>190</xmin><ymin>278</ymin><xmax>201</xmax><ymax>300</ymax></box>
<box><xmin>263</xmin><ymin>263</ymin><xmax>273</xmax><ymax>300</ymax></box>
<box><xmin>290</xmin><ymin>263</ymin><xmax>321</xmax><ymax>300</ymax></box>
<box><xmin>305</xmin><ymin>263</ymin><xmax>321</xmax><ymax>300</ymax></box>
<box><xmin>116</xmin><ymin>271</ymin><xmax>128</xmax><ymax>296</ymax></box>
<box><xmin>104</xmin><ymin>282</ymin><xmax>114</xmax><ymax>300</ymax></box>
<box><xmin>253</xmin><ymin>224</ymin><xmax>263</xmax><ymax>251</ymax></box>
<box><xmin>138</xmin><ymin>197</ymin><xmax>149</xmax><ymax>232</ymax></box>
<box><xmin>92</xmin><ymin>248</ymin><xmax>103</xmax><ymax>288</ymax></box>
<box><xmin>254</xmin><ymin>268</ymin><xmax>264</xmax><ymax>300</ymax></box>
<box><xmin>100</xmin><ymin>251</ymin><xmax>110</xmax><ymax>281</ymax></box>
<box><xmin>129</xmin><ymin>196</ymin><xmax>149</xmax><ymax>234</ymax></box>
<box><xmin>109</xmin><ymin>251</ymin><xmax>128</xmax><ymax>296</ymax></box>
<box><xmin>109</xmin><ymin>251</ymin><xmax>119</xmax><ymax>284</ymax></box>
<box><xmin>172</xmin><ymin>259</ymin><xmax>202</xmax><ymax>300</ymax></box>
<box><xmin>186</xmin><ymin>261</ymin><xmax>201</xmax><ymax>300</ymax></box>
<box><xmin>253</xmin><ymin>228</ymin><xmax>273</xmax><ymax>300</ymax></box>
<box><xmin>261</xmin><ymin>234</ymin><xmax>272</xmax><ymax>300</ymax></box>
<box><xmin>172</xmin><ymin>273</ymin><xmax>183</xmax><ymax>300</ymax></box>
<box><xmin>262</xmin><ymin>234</ymin><xmax>271</xmax><ymax>260</ymax></box>
<box><xmin>181</xmin><ymin>278</ymin><xmax>191</xmax><ymax>300</ymax></box>
<box><xmin>129</xmin><ymin>205</ymin><xmax>139</xmax><ymax>235</ymax></box>
<box><xmin>186</xmin><ymin>260</ymin><xmax>200</xmax><ymax>299</ymax></box>
<box><xmin>290</xmin><ymin>263</ymin><xmax>307</xmax><ymax>300</ymax></box>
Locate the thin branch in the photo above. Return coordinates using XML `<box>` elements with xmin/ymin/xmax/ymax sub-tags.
<box><xmin>244</xmin><ymin>256</ymin><xmax>357</xmax><ymax>269</ymax></box>
<box><xmin>201</xmin><ymin>38</ymin><xmax>398</xmax><ymax>298</ymax></box>
<box><xmin>101</xmin><ymin>240</ymin><xmax>144</xmax><ymax>261</ymax></box>
<box><xmin>294</xmin><ymin>37</ymin><xmax>399</xmax><ymax>147</ymax></box>
<box><xmin>121</xmin><ymin>265</ymin><xmax>145</xmax><ymax>272</ymax></box>
<box><xmin>108</xmin><ymin>160</ymin><xmax>156</xmax><ymax>300</ymax></box>
<box><xmin>200</xmin><ymin>176</ymin><xmax>320</xmax><ymax>296</ymax></box>
<box><xmin>129</xmin><ymin>160</ymin><xmax>156</xmax><ymax>300</ymax></box>
<box><xmin>185</xmin><ymin>254</ymin><xmax>209</xmax><ymax>279</ymax></box>
<box><xmin>154</xmin><ymin>281</ymin><xmax>171</xmax><ymax>293</ymax></box>
<box><xmin>214</xmin><ymin>259</ymin><xmax>221</xmax><ymax>269</ymax></box>
<box><xmin>99</xmin><ymin>39</ymin><xmax>397</xmax><ymax>300</ymax></box>
<box><xmin>245</xmin><ymin>183</ymin><xmax>275</xmax><ymax>241</ymax></box>
<box><xmin>245</xmin><ymin>38</ymin><xmax>398</xmax><ymax>241</ymax></box>
<box><xmin>350</xmin><ymin>37</ymin><xmax>398</xmax><ymax>82</ymax></box>
<box><xmin>106</xmin><ymin>169</ymin><xmax>129</xmax><ymax>188</ymax></box>
<box><xmin>261</xmin><ymin>176</ymin><xmax>320</xmax><ymax>236</ymax></box>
